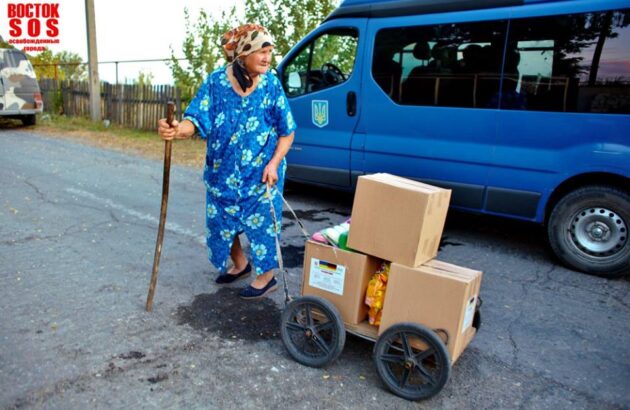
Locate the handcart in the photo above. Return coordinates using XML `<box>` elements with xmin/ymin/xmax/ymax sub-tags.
<box><xmin>272</xmin><ymin>179</ymin><xmax>481</xmax><ymax>401</ymax></box>
<box><xmin>279</xmin><ymin>293</ymin><xmax>481</xmax><ymax>401</ymax></box>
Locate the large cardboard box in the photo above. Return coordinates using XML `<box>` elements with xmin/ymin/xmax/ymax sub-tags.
<box><xmin>347</xmin><ymin>173</ymin><xmax>451</xmax><ymax>267</ymax></box>
<box><xmin>378</xmin><ymin>260</ymin><xmax>482</xmax><ymax>363</ymax></box>
<box><xmin>302</xmin><ymin>241</ymin><xmax>382</xmax><ymax>324</ymax></box>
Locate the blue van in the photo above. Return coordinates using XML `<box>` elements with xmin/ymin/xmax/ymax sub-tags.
<box><xmin>277</xmin><ymin>0</ymin><xmax>630</xmax><ymax>277</ymax></box>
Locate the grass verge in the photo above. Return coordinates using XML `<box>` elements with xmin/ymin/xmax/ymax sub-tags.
<box><xmin>3</xmin><ymin>114</ymin><xmax>206</xmax><ymax>168</ymax></box>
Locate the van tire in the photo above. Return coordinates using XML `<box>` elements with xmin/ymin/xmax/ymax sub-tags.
<box><xmin>548</xmin><ymin>185</ymin><xmax>629</xmax><ymax>278</ymax></box>
<box><xmin>21</xmin><ymin>115</ymin><xmax>36</xmax><ymax>126</ymax></box>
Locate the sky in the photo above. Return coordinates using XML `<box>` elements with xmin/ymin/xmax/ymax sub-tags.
<box><xmin>0</xmin><ymin>0</ymin><xmax>244</xmax><ymax>84</ymax></box>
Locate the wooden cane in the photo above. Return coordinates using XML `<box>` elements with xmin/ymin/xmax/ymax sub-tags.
<box><xmin>146</xmin><ymin>101</ymin><xmax>175</xmax><ymax>312</ymax></box>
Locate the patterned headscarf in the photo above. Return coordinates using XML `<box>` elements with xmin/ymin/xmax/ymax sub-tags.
<box><xmin>221</xmin><ymin>24</ymin><xmax>274</xmax><ymax>63</ymax></box>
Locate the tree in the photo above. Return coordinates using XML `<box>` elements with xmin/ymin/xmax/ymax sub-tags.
<box><xmin>168</xmin><ymin>7</ymin><xmax>239</xmax><ymax>99</ymax></box>
<box><xmin>0</xmin><ymin>35</ymin><xmax>15</xmax><ymax>49</ymax></box>
<box><xmin>168</xmin><ymin>0</ymin><xmax>340</xmax><ymax>100</ymax></box>
<box><xmin>243</xmin><ymin>0</ymin><xmax>339</xmax><ymax>59</ymax></box>
<box><xmin>29</xmin><ymin>49</ymin><xmax>57</xmax><ymax>79</ymax></box>
<box><xmin>29</xmin><ymin>48</ymin><xmax>86</xmax><ymax>81</ymax></box>
<box><xmin>133</xmin><ymin>70</ymin><xmax>154</xmax><ymax>86</ymax></box>
<box><xmin>54</xmin><ymin>50</ymin><xmax>87</xmax><ymax>81</ymax></box>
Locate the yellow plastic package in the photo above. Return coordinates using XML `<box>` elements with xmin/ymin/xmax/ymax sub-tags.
<box><xmin>365</xmin><ymin>262</ymin><xmax>390</xmax><ymax>326</ymax></box>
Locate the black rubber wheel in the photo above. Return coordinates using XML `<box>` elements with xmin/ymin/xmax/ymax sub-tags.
<box><xmin>21</xmin><ymin>115</ymin><xmax>36</xmax><ymax>126</ymax></box>
<box><xmin>548</xmin><ymin>185</ymin><xmax>629</xmax><ymax>278</ymax></box>
<box><xmin>373</xmin><ymin>323</ymin><xmax>451</xmax><ymax>401</ymax></box>
<box><xmin>280</xmin><ymin>296</ymin><xmax>345</xmax><ymax>368</ymax></box>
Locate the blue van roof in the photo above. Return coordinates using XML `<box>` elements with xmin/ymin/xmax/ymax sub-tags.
<box><xmin>327</xmin><ymin>0</ymin><xmax>569</xmax><ymax>20</ymax></box>
<box><xmin>339</xmin><ymin>0</ymin><xmax>561</xmax><ymax>4</ymax></box>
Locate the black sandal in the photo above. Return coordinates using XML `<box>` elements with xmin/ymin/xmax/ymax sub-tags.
<box><xmin>215</xmin><ymin>263</ymin><xmax>252</xmax><ymax>284</ymax></box>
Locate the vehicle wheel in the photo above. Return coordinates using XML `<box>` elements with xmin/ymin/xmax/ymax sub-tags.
<box><xmin>21</xmin><ymin>115</ymin><xmax>36</xmax><ymax>126</ymax></box>
<box><xmin>548</xmin><ymin>185</ymin><xmax>629</xmax><ymax>278</ymax></box>
<box><xmin>373</xmin><ymin>323</ymin><xmax>451</xmax><ymax>401</ymax></box>
<box><xmin>280</xmin><ymin>296</ymin><xmax>345</xmax><ymax>368</ymax></box>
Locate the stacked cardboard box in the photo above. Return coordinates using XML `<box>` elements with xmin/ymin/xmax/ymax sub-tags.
<box><xmin>347</xmin><ymin>173</ymin><xmax>451</xmax><ymax>267</ymax></box>
<box><xmin>301</xmin><ymin>173</ymin><xmax>482</xmax><ymax>363</ymax></box>
<box><xmin>302</xmin><ymin>241</ymin><xmax>381</xmax><ymax>325</ymax></box>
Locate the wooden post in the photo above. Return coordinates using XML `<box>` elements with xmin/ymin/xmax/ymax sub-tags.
<box><xmin>85</xmin><ymin>0</ymin><xmax>101</xmax><ymax>121</ymax></box>
<box><xmin>146</xmin><ymin>102</ymin><xmax>175</xmax><ymax>312</ymax></box>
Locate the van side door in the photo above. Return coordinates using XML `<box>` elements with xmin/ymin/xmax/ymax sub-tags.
<box><xmin>492</xmin><ymin>6</ymin><xmax>630</xmax><ymax>222</ymax></box>
<box><xmin>279</xmin><ymin>19</ymin><xmax>366</xmax><ymax>188</ymax></box>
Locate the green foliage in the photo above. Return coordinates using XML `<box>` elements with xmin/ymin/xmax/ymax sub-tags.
<box><xmin>311</xmin><ymin>32</ymin><xmax>358</xmax><ymax>74</ymax></box>
<box><xmin>168</xmin><ymin>0</ymin><xmax>340</xmax><ymax>100</ymax></box>
<box><xmin>0</xmin><ymin>36</ymin><xmax>16</xmax><ymax>49</ymax></box>
<box><xmin>134</xmin><ymin>70</ymin><xmax>154</xmax><ymax>86</ymax></box>
<box><xmin>30</xmin><ymin>49</ymin><xmax>56</xmax><ymax>78</ymax></box>
<box><xmin>243</xmin><ymin>0</ymin><xmax>339</xmax><ymax>60</ymax></box>
<box><xmin>28</xmin><ymin>48</ymin><xmax>86</xmax><ymax>81</ymax></box>
<box><xmin>168</xmin><ymin>7</ymin><xmax>239</xmax><ymax>100</ymax></box>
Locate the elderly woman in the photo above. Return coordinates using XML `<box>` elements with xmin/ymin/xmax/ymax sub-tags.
<box><xmin>158</xmin><ymin>24</ymin><xmax>296</xmax><ymax>300</ymax></box>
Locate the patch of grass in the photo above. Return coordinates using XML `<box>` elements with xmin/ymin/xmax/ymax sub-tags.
<box><xmin>10</xmin><ymin>114</ymin><xmax>207</xmax><ymax>168</ymax></box>
<box><xmin>40</xmin><ymin>114</ymin><xmax>156</xmax><ymax>140</ymax></box>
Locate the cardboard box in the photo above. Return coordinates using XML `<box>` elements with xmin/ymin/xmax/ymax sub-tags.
<box><xmin>378</xmin><ymin>260</ymin><xmax>482</xmax><ymax>363</ymax></box>
<box><xmin>302</xmin><ymin>241</ymin><xmax>382</xmax><ymax>325</ymax></box>
<box><xmin>347</xmin><ymin>173</ymin><xmax>451</xmax><ymax>267</ymax></box>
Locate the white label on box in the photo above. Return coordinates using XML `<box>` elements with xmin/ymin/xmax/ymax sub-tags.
<box><xmin>462</xmin><ymin>296</ymin><xmax>476</xmax><ymax>333</ymax></box>
<box><xmin>309</xmin><ymin>258</ymin><xmax>346</xmax><ymax>296</ymax></box>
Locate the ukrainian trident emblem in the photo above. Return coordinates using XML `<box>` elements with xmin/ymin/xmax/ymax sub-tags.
<box><xmin>312</xmin><ymin>100</ymin><xmax>329</xmax><ymax>128</ymax></box>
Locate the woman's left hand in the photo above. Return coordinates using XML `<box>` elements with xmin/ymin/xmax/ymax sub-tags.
<box><xmin>262</xmin><ymin>161</ymin><xmax>279</xmax><ymax>186</ymax></box>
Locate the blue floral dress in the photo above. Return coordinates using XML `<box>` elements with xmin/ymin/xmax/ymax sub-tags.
<box><xmin>183</xmin><ymin>66</ymin><xmax>296</xmax><ymax>275</ymax></box>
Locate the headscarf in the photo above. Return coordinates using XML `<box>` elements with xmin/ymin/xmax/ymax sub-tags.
<box><xmin>221</xmin><ymin>24</ymin><xmax>274</xmax><ymax>92</ymax></box>
<box><xmin>221</xmin><ymin>24</ymin><xmax>274</xmax><ymax>63</ymax></box>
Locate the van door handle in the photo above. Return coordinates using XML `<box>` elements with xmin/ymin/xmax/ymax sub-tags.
<box><xmin>347</xmin><ymin>91</ymin><xmax>356</xmax><ymax>117</ymax></box>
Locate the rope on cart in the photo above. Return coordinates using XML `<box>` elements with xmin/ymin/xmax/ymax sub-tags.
<box><xmin>267</xmin><ymin>184</ymin><xmax>311</xmax><ymax>306</ymax></box>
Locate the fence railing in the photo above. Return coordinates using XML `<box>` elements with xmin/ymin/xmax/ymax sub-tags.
<box><xmin>39</xmin><ymin>79</ymin><xmax>192</xmax><ymax>131</ymax></box>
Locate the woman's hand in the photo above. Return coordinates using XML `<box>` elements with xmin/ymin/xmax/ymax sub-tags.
<box><xmin>157</xmin><ymin>119</ymin><xmax>189</xmax><ymax>141</ymax></box>
<box><xmin>262</xmin><ymin>161</ymin><xmax>279</xmax><ymax>186</ymax></box>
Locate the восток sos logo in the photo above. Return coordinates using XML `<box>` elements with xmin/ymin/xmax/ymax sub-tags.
<box><xmin>6</xmin><ymin>2</ymin><xmax>60</xmax><ymax>53</ymax></box>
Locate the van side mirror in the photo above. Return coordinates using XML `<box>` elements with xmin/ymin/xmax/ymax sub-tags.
<box><xmin>288</xmin><ymin>72</ymin><xmax>302</xmax><ymax>89</ymax></box>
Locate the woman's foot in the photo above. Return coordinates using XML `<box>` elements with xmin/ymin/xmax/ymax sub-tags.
<box><xmin>215</xmin><ymin>263</ymin><xmax>251</xmax><ymax>284</ymax></box>
<box><xmin>239</xmin><ymin>270</ymin><xmax>277</xmax><ymax>299</ymax></box>
<box><xmin>249</xmin><ymin>272</ymin><xmax>274</xmax><ymax>289</ymax></box>
<box><xmin>227</xmin><ymin>261</ymin><xmax>249</xmax><ymax>275</ymax></box>
<box><xmin>239</xmin><ymin>276</ymin><xmax>278</xmax><ymax>299</ymax></box>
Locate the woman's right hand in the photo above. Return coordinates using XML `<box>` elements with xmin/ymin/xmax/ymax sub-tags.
<box><xmin>158</xmin><ymin>118</ymin><xmax>181</xmax><ymax>141</ymax></box>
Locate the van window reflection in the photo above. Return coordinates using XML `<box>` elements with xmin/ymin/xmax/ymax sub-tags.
<box><xmin>282</xmin><ymin>29</ymin><xmax>358</xmax><ymax>97</ymax></box>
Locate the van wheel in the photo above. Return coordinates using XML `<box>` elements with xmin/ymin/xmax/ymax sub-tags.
<box><xmin>21</xmin><ymin>115</ymin><xmax>36</xmax><ymax>126</ymax></box>
<box><xmin>548</xmin><ymin>185</ymin><xmax>629</xmax><ymax>278</ymax></box>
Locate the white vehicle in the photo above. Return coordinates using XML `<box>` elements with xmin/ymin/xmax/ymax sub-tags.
<box><xmin>0</xmin><ymin>48</ymin><xmax>43</xmax><ymax>125</ymax></box>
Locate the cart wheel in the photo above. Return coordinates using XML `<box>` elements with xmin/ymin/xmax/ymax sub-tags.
<box><xmin>280</xmin><ymin>296</ymin><xmax>345</xmax><ymax>368</ymax></box>
<box><xmin>373</xmin><ymin>323</ymin><xmax>451</xmax><ymax>401</ymax></box>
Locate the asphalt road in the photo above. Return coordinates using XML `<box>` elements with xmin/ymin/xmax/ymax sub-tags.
<box><xmin>1</xmin><ymin>129</ymin><xmax>629</xmax><ymax>409</ymax></box>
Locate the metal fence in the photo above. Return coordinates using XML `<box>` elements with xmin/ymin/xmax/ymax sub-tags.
<box><xmin>39</xmin><ymin>79</ymin><xmax>191</xmax><ymax>130</ymax></box>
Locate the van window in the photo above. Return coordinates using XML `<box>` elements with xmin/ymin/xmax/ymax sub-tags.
<box><xmin>282</xmin><ymin>29</ymin><xmax>358</xmax><ymax>97</ymax></box>
<box><xmin>373</xmin><ymin>21</ymin><xmax>506</xmax><ymax>108</ymax></box>
<box><xmin>506</xmin><ymin>9</ymin><xmax>630</xmax><ymax>114</ymax></box>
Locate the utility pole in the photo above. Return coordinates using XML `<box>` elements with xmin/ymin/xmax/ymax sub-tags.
<box><xmin>85</xmin><ymin>0</ymin><xmax>100</xmax><ymax>121</ymax></box>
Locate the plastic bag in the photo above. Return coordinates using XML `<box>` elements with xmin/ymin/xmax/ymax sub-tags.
<box><xmin>365</xmin><ymin>262</ymin><xmax>390</xmax><ymax>326</ymax></box>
